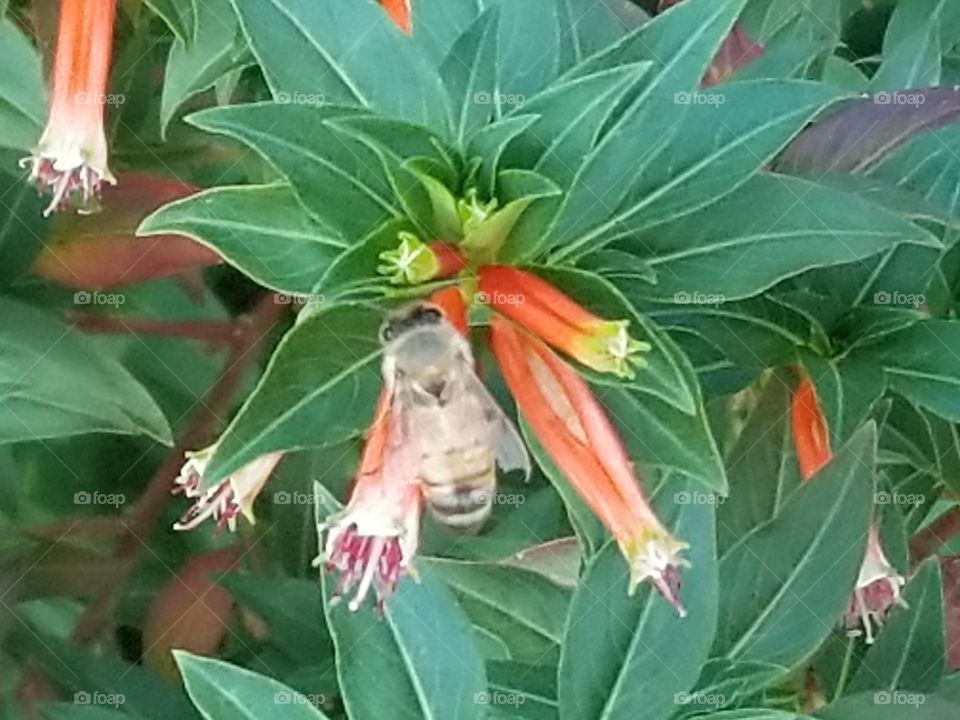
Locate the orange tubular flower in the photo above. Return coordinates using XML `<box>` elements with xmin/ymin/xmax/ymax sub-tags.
<box><xmin>24</xmin><ymin>0</ymin><xmax>118</xmax><ymax>215</ymax></box>
<box><xmin>490</xmin><ymin>315</ymin><xmax>688</xmax><ymax>615</ymax></box>
<box><xmin>380</xmin><ymin>0</ymin><xmax>412</xmax><ymax>34</ymax></box>
<box><xmin>319</xmin><ymin>389</ymin><xmax>423</xmax><ymax>613</ymax></box>
<box><xmin>791</xmin><ymin>375</ymin><xmax>832</xmax><ymax>481</ymax></box>
<box><xmin>478</xmin><ymin>265</ymin><xmax>651</xmax><ymax>379</ymax></box>
<box><xmin>429</xmin><ymin>285</ymin><xmax>469</xmax><ymax>336</ymax></box>
<box><xmin>378</xmin><ymin>234</ymin><xmax>467</xmax><ymax>285</ymax></box>
<box><xmin>791</xmin><ymin>371</ymin><xmax>905</xmax><ymax>643</ymax></box>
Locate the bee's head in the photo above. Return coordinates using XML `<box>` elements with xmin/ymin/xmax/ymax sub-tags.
<box><xmin>381</xmin><ymin>302</ymin><xmax>470</xmax><ymax>403</ymax></box>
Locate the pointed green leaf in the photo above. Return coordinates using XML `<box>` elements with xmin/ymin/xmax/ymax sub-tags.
<box><xmin>324</xmin><ymin>566</ymin><xmax>487</xmax><ymax>720</ymax></box>
<box><xmin>204</xmin><ymin>304</ymin><xmax>382</xmax><ymax>485</ymax></box>
<box><xmin>0</xmin><ymin>298</ymin><xmax>171</xmax><ymax>446</ymax></box>
<box><xmin>230</xmin><ymin>0</ymin><xmax>450</xmax><ymax>132</ymax></box>
<box><xmin>715</xmin><ymin>424</ymin><xmax>877</xmax><ymax>669</ymax></box>
<box><xmin>558</xmin><ymin>487</ymin><xmax>717</xmax><ymax>720</ymax></box>
<box><xmin>139</xmin><ymin>184</ymin><xmax>346</xmax><ymax>295</ymax></box>
<box><xmin>175</xmin><ymin>652</ymin><xmax>330</xmax><ymax>719</ymax></box>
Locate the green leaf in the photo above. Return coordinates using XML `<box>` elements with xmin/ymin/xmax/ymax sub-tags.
<box><xmin>0</xmin><ymin>169</ymin><xmax>46</xmax><ymax>286</ymax></box>
<box><xmin>467</xmin><ymin>115</ymin><xmax>539</xmax><ymax>198</ymax></box>
<box><xmin>871</xmin><ymin>0</ymin><xmax>960</xmax><ymax>91</ymax></box>
<box><xmin>553</xmin><ymin>80</ymin><xmax>849</xmax><ymax>259</ymax></box>
<box><xmin>160</xmin><ymin>0</ymin><xmax>248</xmax><ymax>136</ymax></box>
<box><xmin>498</xmin><ymin>63</ymin><xmax>651</xmax><ymax>191</ymax></box>
<box><xmin>324</xmin><ymin>565</ymin><xmax>487</xmax><ymax>720</ymax></box>
<box><xmin>714</xmin><ymin>423</ymin><xmax>877</xmax><ymax>669</ymax></box>
<box><xmin>717</xmin><ymin>369</ymin><xmax>801</xmax><ymax>554</ymax></box>
<box><xmin>0</xmin><ymin>297</ymin><xmax>172</xmax><ymax>446</ymax></box>
<box><xmin>189</xmin><ymin>103</ymin><xmax>403</xmax><ymax>240</ymax></box>
<box><xmin>203</xmin><ymin>304</ymin><xmax>382</xmax><ymax>485</ymax></box>
<box><xmin>847</xmin><ymin>558</ymin><xmax>945</xmax><ymax>693</ymax></box>
<box><xmin>427</xmin><ymin>559</ymin><xmax>571</xmax><ymax>665</ymax></box>
<box><xmin>851</xmin><ymin>320</ymin><xmax>960</xmax><ymax>424</ymax></box>
<box><xmin>139</xmin><ymin>184</ymin><xmax>345</xmax><ymax>295</ymax></box>
<box><xmin>538</xmin><ymin>0</ymin><xmax>751</xmax><ymax>257</ymax></box>
<box><xmin>556</xmin><ymin>0</ymin><xmax>641</xmax><ymax>68</ymax></box>
<box><xmin>614</xmin><ymin>173</ymin><xmax>940</xmax><ymax>303</ymax></box>
<box><xmin>869</xmin><ymin>122</ymin><xmax>960</xmax><ymax>219</ymax></box>
<box><xmin>144</xmin><ymin>0</ymin><xmax>197</xmax><ymax>43</ymax></box>
<box><xmin>0</xmin><ymin>18</ymin><xmax>45</xmax><ymax>151</ymax></box>
<box><xmin>175</xmin><ymin>652</ymin><xmax>330</xmax><ymax>719</ymax></box>
<box><xmin>712</xmin><ymin>712</ymin><xmax>814</xmax><ymax>720</ymax></box>
<box><xmin>442</xmin><ymin>7</ymin><xmax>501</xmax><ymax>143</ymax></box>
<box><xmin>818</xmin><ymin>692</ymin><xmax>958</xmax><ymax>719</ymax></box>
<box><xmin>558</xmin><ymin>488</ymin><xmax>717</xmax><ymax>720</ymax></box>
<box><xmin>485</xmin><ymin>660</ymin><xmax>559</xmax><ymax>720</ymax></box>
<box><xmin>230</xmin><ymin>0</ymin><xmax>450</xmax><ymax>132</ymax></box>
<box><xmin>218</xmin><ymin>574</ymin><xmax>333</xmax><ymax>662</ymax></box>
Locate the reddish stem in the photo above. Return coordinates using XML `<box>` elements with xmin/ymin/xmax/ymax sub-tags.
<box><xmin>71</xmin><ymin>294</ymin><xmax>287</xmax><ymax>644</ymax></box>
<box><xmin>70</xmin><ymin>313</ymin><xmax>239</xmax><ymax>345</ymax></box>
<box><xmin>910</xmin><ymin>508</ymin><xmax>960</xmax><ymax>565</ymax></box>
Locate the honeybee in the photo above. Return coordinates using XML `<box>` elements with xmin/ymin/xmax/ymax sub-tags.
<box><xmin>380</xmin><ymin>302</ymin><xmax>530</xmax><ymax>532</ymax></box>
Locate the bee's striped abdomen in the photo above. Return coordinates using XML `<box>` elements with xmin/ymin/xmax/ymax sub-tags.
<box><xmin>420</xmin><ymin>445</ymin><xmax>496</xmax><ymax>532</ymax></box>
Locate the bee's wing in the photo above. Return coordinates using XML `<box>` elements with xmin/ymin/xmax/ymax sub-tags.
<box><xmin>462</xmin><ymin>365</ymin><xmax>531</xmax><ymax>481</ymax></box>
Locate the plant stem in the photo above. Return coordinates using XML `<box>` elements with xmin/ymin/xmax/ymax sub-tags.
<box><xmin>910</xmin><ymin>507</ymin><xmax>960</xmax><ymax>565</ymax></box>
<box><xmin>71</xmin><ymin>294</ymin><xmax>287</xmax><ymax>644</ymax></box>
<box><xmin>71</xmin><ymin>313</ymin><xmax>239</xmax><ymax>345</ymax></box>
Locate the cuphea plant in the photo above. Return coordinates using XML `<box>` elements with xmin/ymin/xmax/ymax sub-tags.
<box><xmin>3</xmin><ymin>1</ymin><xmax>960</xmax><ymax>719</ymax></box>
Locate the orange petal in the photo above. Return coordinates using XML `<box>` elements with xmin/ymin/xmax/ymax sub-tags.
<box><xmin>380</xmin><ymin>0</ymin><xmax>411</xmax><ymax>33</ymax></box>
<box><xmin>489</xmin><ymin>316</ymin><xmax>632</xmax><ymax>539</ymax></box>
<box><xmin>429</xmin><ymin>285</ymin><xmax>469</xmax><ymax>336</ymax></box>
<box><xmin>791</xmin><ymin>372</ymin><xmax>832</xmax><ymax>482</ymax></box>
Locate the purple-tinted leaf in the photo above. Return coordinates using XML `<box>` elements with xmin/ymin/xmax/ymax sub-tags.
<box><xmin>776</xmin><ymin>87</ymin><xmax>960</xmax><ymax>175</ymax></box>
